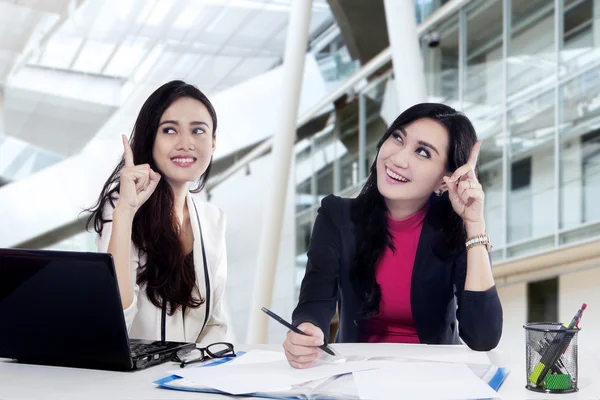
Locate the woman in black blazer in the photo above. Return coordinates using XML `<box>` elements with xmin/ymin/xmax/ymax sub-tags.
<box><xmin>283</xmin><ymin>103</ymin><xmax>503</xmax><ymax>369</ymax></box>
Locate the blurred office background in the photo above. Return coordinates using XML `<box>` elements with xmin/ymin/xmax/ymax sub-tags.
<box><xmin>1</xmin><ymin>0</ymin><xmax>599</xmax><ymax>351</ymax></box>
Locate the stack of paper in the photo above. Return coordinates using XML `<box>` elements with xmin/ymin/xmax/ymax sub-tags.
<box><xmin>154</xmin><ymin>347</ymin><xmax>507</xmax><ymax>399</ymax></box>
<box><xmin>331</xmin><ymin>343</ymin><xmax>492</xmax><ymax>365</ymax></box>
<box><xmin>168</xmin><ymin>352</ymin><xmax>383</xmax><ymax>395</ymax></box>
<box><xmin>353</xmin><ymin>362</ymin><xmax>499</xmax><ymax>400</ymax></box>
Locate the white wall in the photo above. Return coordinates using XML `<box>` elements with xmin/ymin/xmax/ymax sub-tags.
<box><xmin>209</xmin><ymin>153</ymin><xmax>296</xmax><ymax>345</ymax></box>
<box><xmin>559</xmin><ymin>266</ymin><xmax>600</xmax><ymax>361</ymax></box>
<box><xmin>495</xmin><ymin>265</ymin><xmax>600</xmax><ymax>365</ymax></box>
<box><xmin>496</xmin><ymin>283</ymin><xmax>527</xmax><ymax>363</ymax></box>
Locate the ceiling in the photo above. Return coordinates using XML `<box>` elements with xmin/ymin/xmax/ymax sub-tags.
<box><xmin>1</xmin><ymin>0</ymin><xmax>333</xmax><ymax>90</ymax></box>
<box><xmin>0</xmin><ymin>0</ymin><xmax>334</xmax><ymax>156</ymax></box>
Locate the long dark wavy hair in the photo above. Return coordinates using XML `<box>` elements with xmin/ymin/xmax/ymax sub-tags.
<box><xmin>86</xmin><ymin>80</ymin><xmax>218</xmax><ymax>315</ymax></box>
<box><xmin>351</xmin><ymin>103</ymin><xmax>478</xmax><ymax>318</ymax></box>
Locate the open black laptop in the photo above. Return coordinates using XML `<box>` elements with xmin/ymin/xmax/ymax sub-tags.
<box><xmin>0</xmin><ymin>248</ymin><xmax>195</xmax><ymax>371</ymax></box>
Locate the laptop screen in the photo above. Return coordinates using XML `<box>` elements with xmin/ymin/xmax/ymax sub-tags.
<box><xmin>0</xmin><ymin>248</ymin><xmax>133</xmax><ymax>369</ymax></box>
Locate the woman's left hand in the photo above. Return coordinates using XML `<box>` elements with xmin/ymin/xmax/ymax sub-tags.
<box><xmin>444</xmin><ymin>141</ymin><xmax>485</xmax><ymax>228</ymax></box>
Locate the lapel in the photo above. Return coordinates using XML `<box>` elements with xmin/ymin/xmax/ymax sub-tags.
<box><xmin>184</xmin><ymin>193</ymin><xmax>210</xmax><ymax>343</ymax></box>
<box><xmin>410</xmin><ymin>211</ymin><xmax>454</xmax><ymax>342</ymax></box>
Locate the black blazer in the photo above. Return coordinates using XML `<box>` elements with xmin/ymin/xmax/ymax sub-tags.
<box><xmin>292</xmin><ymin>195</ymin><xmax>503</xmax><ymax>351</ymax></box>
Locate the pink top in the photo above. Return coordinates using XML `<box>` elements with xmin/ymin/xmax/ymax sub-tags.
<box><xmin>361</xmin><ymin>203</ymin><xmax>429</xmax><ymax>343</ymax></box>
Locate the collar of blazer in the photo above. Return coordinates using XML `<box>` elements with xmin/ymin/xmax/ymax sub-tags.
<box><xmin>182</xmin><ymin>193</ymin><xmax>211</xmax><ymax>342</ymax></box>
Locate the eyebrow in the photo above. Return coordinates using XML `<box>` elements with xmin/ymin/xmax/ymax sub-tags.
<box><xmin>398</xmin><ymin>127</ymin><xmax>440</xmax><ymax>156</ymax></box>
<box><xmin>158</xmin><ymin>120</ymin><xmax>210</xmax><ymax>128</ymax></box>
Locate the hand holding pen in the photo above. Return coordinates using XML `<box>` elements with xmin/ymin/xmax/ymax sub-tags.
<box><xmin>261</xmin><ymin>307</ymin><xmax>337</xmax><ymax>369</ymax></box>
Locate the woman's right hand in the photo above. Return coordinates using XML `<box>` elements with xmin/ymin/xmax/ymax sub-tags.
<box><xmin>282</xmin><ymin>322</ymin><xmax>326</xmax><ymax>369</ymax></box>
<box><xmin>118</xmin><ymin>134</ymin><xmax>161</xmax><ymax>213</ymax></box>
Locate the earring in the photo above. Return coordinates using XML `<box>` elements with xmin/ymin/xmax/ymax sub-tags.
<box><xmin>435</xmin><ymin>190</ymin><xmax>443</xmax><ymax>197</ymax></box>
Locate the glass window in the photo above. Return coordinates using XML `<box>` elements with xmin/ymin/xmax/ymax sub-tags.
<box><xmin>313</xmin><ymin>128</ymin><xmax>336</xmax><ymax>203</ymax></box>
<box><xmin>463</xmin><ymin>0</ymin><xmax>506</xmax><ymax>250</ymax></box>
<box><xmin>339</xmin><ymin>151</ymin><xmax>359</xmax><ymax>193</ymax></box>
<box><xmin>582</xmin><ymin>132</ymin><xmax>600</xmax><ymax>223</ymax></box>
<box><xmin>316</xmin><ymin>44</ymin><xmax>359</xmax><ymax>85</ymax></box>
<box><xmin>561</xmin><ymin>0</ymin><xmax>595</xmax><ymax>78</ymax></box>
<box><xmin>509</xmin><ymin>157</ymin><xmax>533</xmax><ymax>242</ymax></box>
<box><xmin>296</xmin><ymin>179</ymin><xmax>312</xmax><ymax>214</ymax></box>
<box><xmin>336</xmin><ymin>102</ymin><xmax>359</xmax><ymax>193</ymax></box>
<box><xmin>559</xmin><ymin>66</ymin><xmax>600</xmax><ymax>230</ymax></box>
<box><xmin>295</xmin><ymin>212</ymin><xmax>312</xmax><ymax>261</ymax></box>
<box><xmin>295</xmin><ymin>211</ymin><xmax>313</xmax><ymax>295</ymax></box>
<box><xmin>507</xmin><ymin>89</ymin><xmax>556</xmax><ymax>244</ymax></box>
<box><xmin>363</xmin><ymin>78</ymin><xmax>390</xmax><ymax>177</ymax></box>
<box><xmin>508</xmin><ymin>0</ymin><xmax>556</xmax><ymax>96</ymax></box>
<box><xmin>478</xmin><ymin>119</ymin><xmax>506</xmax><ymax>249</ymax></box>
<box><xmin>295</xmin><ymin>138</ymin><xmax>315</xmax><ymax>213</ymax></box>
<box><xmin>415</xmin><ymin>0</ymin><xmax>449</xmax><ymax>24</ymax></box>
<box><xmin>464</xmin><ymin>0</ymin><xmax>504</xmax><ymax>114</ymax></box>
<box><xmin>422</xmin><ymin>14</ymin><xmax>460</xmax><ymax>108</ymax></box>
<box><xmin>508</xmin><ymin>236</ymin><xmax>556</xmax><ymax>258</ymax></box>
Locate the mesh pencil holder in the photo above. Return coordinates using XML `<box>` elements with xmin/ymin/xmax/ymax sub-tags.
<box><xmin>524</xmin><ymin>322</ymin><xmax>579</xmax><ymax>393</ymax></box>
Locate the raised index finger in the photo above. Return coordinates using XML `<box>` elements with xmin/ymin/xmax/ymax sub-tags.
<box><xmin>122</xmin><ymin>134</ymin><xmax>134</xmax><ymax>167</ymax></box>
<box><xmin>467</xmin><ymin>140</ymin><xmax>482</xmax><ymax>168</ymax></box>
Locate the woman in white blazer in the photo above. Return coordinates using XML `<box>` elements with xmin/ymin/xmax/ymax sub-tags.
<box><xmin>87</xmin><ymin>80</ymin><xmax>228</xmax><ymax>345</ymax></box>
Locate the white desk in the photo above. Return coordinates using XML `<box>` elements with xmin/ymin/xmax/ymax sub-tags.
<box><xmin>1</xmin><ymin>344</ymin><xmax>598</xmax><ymax>399</ymax></box>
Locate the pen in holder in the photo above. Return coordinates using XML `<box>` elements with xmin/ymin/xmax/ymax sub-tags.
<box><xmin>524</xmin><ymin>322</ymin><xmax>580</xmax><ymax>393</ymax></box>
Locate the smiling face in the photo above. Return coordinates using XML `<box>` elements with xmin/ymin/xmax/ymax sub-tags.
<box><xmin>152</xmin><ymin>96</ymin><xmax>216</xmax><ymax>187</ymax></box>
<box><xmin>376</xmin><ymin>118</ymin><xmax>450</xmax><ymax>209</ymax></box>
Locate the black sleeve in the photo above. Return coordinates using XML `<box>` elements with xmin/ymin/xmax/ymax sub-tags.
<box><xmin>453</xmin><ymin>250</ymin><xmax>503</xmax><ymax>351</ymax></box>
<box><xmin>291</xmin><ymin>196</ymin><xmax>341</xmax><ymax>341</ymax></box>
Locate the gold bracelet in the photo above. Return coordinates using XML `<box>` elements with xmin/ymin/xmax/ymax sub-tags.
<box><xmin>465</xmin><ymin>233</ymin><xmax>492</xmax><ymax>252</ymax></box>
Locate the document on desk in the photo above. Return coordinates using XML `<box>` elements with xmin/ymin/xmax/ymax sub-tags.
<box><xmin>353</xmin><ymin>361</ymin><xmax>500</xmax><ymax>400</ymax></box>
<box><xmin>225</xmin><ymin>349</ymin><xmax>287</xmax><ymax>365</ymax></box>
<box><xmin>171</xmin><ymin>354</ymin><xmax>380</xmax><ymax>395</ymax></box>
<box><xmin>331</xmin><ymin>343</ymin><xmax>491</xmax><ymax>365</ymax></box>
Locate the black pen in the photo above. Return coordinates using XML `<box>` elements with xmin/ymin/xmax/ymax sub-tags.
<box><xmin>261</xmin><ymin>307</ymin><xmax>336</xmax><ymax>356</ymax></box>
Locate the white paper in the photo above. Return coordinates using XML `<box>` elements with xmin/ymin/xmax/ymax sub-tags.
<box><xmin>331</xmin><ymin>343</ymin><xmax>491</xmax><ymax>365</ymax></box>
<box><xmin>226</xmin><ymin>350</ymin><xmax>287</xmax><ymax>365</ymax></box>
<box><xmin>353</xmin><ymin>362</ymin><xmax>500</xmax><ymax>400</ymax></box>
<box><xmin>171</xmin><ymin>360</ymin><xmax>382</xmax><ymax>395</ymax></box>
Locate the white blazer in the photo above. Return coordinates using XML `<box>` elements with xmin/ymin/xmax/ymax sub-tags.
<box><xmin>96</xmin><ymin>192</ymin><xmax>228</xmax><ymax>345</ymax></box>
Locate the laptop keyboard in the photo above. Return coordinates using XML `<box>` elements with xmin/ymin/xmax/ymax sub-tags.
<box><xmin>129</xmin><ymin>341</ymin><xmax>172</xmax><ymax>357</ymax></box>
